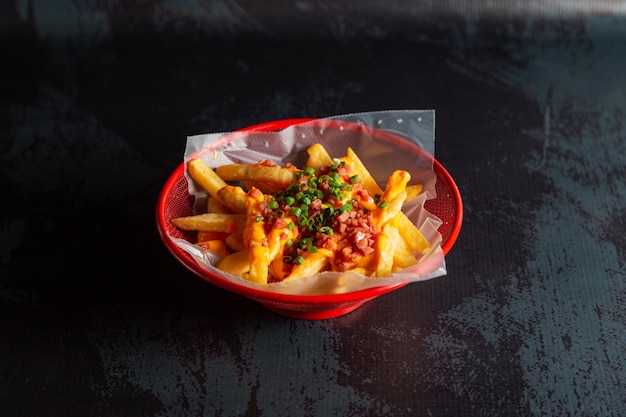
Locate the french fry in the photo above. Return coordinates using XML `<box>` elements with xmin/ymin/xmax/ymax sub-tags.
<box><xmin>216</xmin><ymin>163</ymin><xmax>299</xmax><ymax>185</ymax></box>
<box><xmin>207</xmin><ymin>197</ymin><xmax>228</xmax><ymax>214</ymax></box>
<box><xmin>284</xmin><ymin>249</ymin><xmax>332</xmax><ymax>281</ymax></box>
<box><xmin>372</xmin><ymin>170</ymin><xmax>410</xmax><ymax>226</ymax></box>
<box><xmin>306</xmin><ymin>143</ymin><xmax>334</xmax><ymax>170</ymax></box>
<box><xmin>248</xmin><ymin>244</ymin><xmax>270</xmax><ymax>284</ymax></box>
<box><xmin>346</xmin><ymin>266</ymin><xmax>373</xmax><ymax>276</ymax></box>
<box><xmin>217</xmin><ymin>249</ymin><xmax>251</xmax><ymax>275</ymax></box>
<box><xmin>171</xmin><ymin>213</ymin><xmax>246</xmax><ymax>232</ymax></box>
<box><xmin>217</xmin><ymin>185</ymin><xmax>247</xmax><ymax>214</ymax></box>
<box><xmin>225</xmin><ymin>233</ymin><xmax>245</xmax><ymax>252</ymax></box>
<box><xmin>392</xmin><ymin>230</ymin><xmax>420</xmax><ymax>270</ymax></box>
<box><xmin>405</xmin><ymin>184</ymin><xmax>423</xmax><ymax>202</ymax></box>
<box><xmin>396</xmin><ymin>212</ymin><xmax>430</xmax><ymax>254</ymax></box>
<box><xmin>269</xmin><ymin>257</ymin><xmax>291</xmax><ymax>282</ymax></box>
<box><xmin>188</xmin><ymin>158</ymin><xmax>228</xmax><ymax>200</ymax></box>
<box><xmin>373</xmin><ymin>191</ymin><xmax>406</xmax><ymax>227</ymax></box>
<box><xmin>382</xmin><ymin>170</ymin><xmax>411</xmax><ymax>202</ymax></box>
<box><xmin>375</xmin><ymin>222</ymin><xmax>398</xmax><ymax>277</ymax></box>
<box><xmin>344</xmin><ymin>147</ymin><xmax>383</xmax><ymax>196</ymax></box>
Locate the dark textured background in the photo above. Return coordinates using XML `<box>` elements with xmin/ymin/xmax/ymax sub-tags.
<box><xmin>2</xmin><ymin>1</ymin><xmax>626</xmax><ymax>416</ymax></box>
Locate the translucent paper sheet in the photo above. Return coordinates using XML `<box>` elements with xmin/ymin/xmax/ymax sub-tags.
<box><xmin>169</xmin><ymin>110</ymin><xmax>447</xmax><ymax>295</ymax></box>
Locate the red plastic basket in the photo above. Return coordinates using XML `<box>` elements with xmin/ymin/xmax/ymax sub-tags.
<box><xmin>156</xmin><ymin>118</ymin><xmax>462</xmax><ymax>319</ymax></box>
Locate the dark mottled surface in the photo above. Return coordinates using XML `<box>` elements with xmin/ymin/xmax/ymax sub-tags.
<box><xmin>2</xmin><ymin>1</ymin><xmax>626</xmax><ymax>416</ymax></box>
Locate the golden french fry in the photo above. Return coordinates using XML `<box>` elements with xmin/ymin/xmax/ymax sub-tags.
<box><xmin>207</xmin><ymin>197</ymin><xmax>228</xmax><ymax>214</ymax></box>
<box><xmin>188</xmin><ymin>158</ymin><xmax>228</xmax><ymax>200</ymax></box>
<box><xmin>216</xmin><ymin>163</ymin><xmax>298</xmax><ymax>185</ymax></box>
<box><xmin>392</xmin><ymin>232</ymin><xmax>420</xmax><ymax>270</ymax></box>
<box><xmin>373</xmin><ymin>191</ymin><xmax>406</xmax><ymax>227</ymax></box>
<box><xmin>284</xmin><ymin>249</ymin><xmax>332</xmax><ymax>281</ymax></box>
<box><xmin>375</xmin><ymin>222</ymin><xmax>398</xmax><ymax>277</ymax></box>
<box><xmin>345</xmin><ymin>266</ymin><xmax>373</xmax><ymax>276</ymax></box>
<box><xmin>372</xmin><ymin>170</ymin><xmax>410</xmax><ymax>226</ymax></box>
<box><xmin>344</xmin><ymin>147</ymin><xmax>383</xmax><ymax>196</ymax></box>
<box><xmin>396</xmin><ymin>212</ymin><xmax>430</xmax><ymax>254</ymax></box>
<box><xmin>225</xmin><ymin>233</ymin><xmax>245</xmax><ymax>252</ymax></box>
<box><xmin>405</xmin><ymin>184</ymin><xmax>423</xmax><ymax>202</ymax></box>
<box><xmin>248</xmin><ymin>244</ymin><xmax>270</xmax><ymax>284</ymax></box>
<box><xmin>306</xmin><ymin>143</ymin><xmax>334</xmax><ymax>170</ymax></box>
<box><xmin>243</xmin><ymin>188</ymin><xmax>266</xmax><ymax>247</ymax></box>
<box><xmin>171</xmin><ymin>213</ymin><xmax>246</xmax><ymax>232</ymax></box>
<box><xmin>217</xmin><ymin>249</ymin><xmax>251</xmax><ymax>275</ymax></box>
<box><xmin>217</xmin><ymin>185</ymin><xmax>247</xmax><ymax>214</ymax></box>
<box><xmin>241</xmin><ymin>180</ymin><xmax>287</xmax><ymax>195</ymax></box>
<box><xmin>382</xmin><ymin>170</ymin><xmax>411</xmax><ymax>202</ymax></box>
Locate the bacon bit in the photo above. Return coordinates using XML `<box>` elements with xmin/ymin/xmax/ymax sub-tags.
<box><xmin>258</xmin><ymin>159</ymin><xmax>279</xmax><ymax>167</ymax></box>
<box><xmin>274</xmin><ymin>218</ymin><xmax>289</xmax><ymax>229</ymax></box>
<box><xmin>309</xmin><ymin>198</ymin><xmax>322</xmax><ymax>210</ymax></box>
<box><xmin>356</xmin><ymin>189</ymin><xmax>372</xmax><ymax>201</ymax></box>
<box><xmin>249</xmin><ymin>188</ymin><xmax>263</xmax><ymax>199</ymax></box>
<box><xmin>336</xmin><ymin>210</ymin><xmax>350</xmax><ymax>224</ymax></box>
<box><xmin>318</xmin><ymin>181</ymin><xmax>331</xmax><ymax>192</ymax></box>
<box><xmin>360</xmin><ymin>246</ymin><xmax>374</xmax><ymax>257</ymax></box>
<box><xmin>336</xmin><ymin>165</ymin><xmax>350</xmax><ymax>176</ymax></box>
<box><xmin>355</xmin><ymin>233</ymin><xmax>368</xmax><ymax>248</ymax></box>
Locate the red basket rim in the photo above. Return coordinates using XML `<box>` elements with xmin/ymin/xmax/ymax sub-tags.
<box><xmin>156</xmin><ymin>118</ymin><xmax>463</xmax><ymax>305</ymax></box>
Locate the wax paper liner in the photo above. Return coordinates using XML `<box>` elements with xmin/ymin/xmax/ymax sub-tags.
<box><xmin>168</xmin><ymin>110</ymin><xmax>447</xmax><ymax>295</ymax></box>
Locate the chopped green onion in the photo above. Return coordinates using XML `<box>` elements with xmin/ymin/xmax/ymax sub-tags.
<box><xmin>255</xmin><ymin>216</ymin><xmax>264</xmax><ymax>222</ymax></box>
<box><xmin>377</xmin><ymin>199</ymin><xmax>388</xmax><ymax>209</ymax></box>
<box><xmin>291</xmin><ymin>207</ymin><xmax>302</xmax><ymax>217</ymax></box>
<box><xmin>339</xmin><ymin>203</ymin><xmax>352</xmax><ymax>212</ymax></box>
<box><xmin>293</xmin><ymin>256</ymin><xmax>305</xmax><ymax>265</ymax></box>
<box><xmin>350</xmin><ymin>175</ymin><xmax>360</xmax><ymax>184</ymax></box>
<box><xmin>318</xmin><ymin>226</ymin><xmax>333</xmax><ymax>235</ymax></box>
